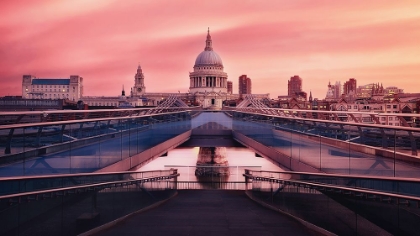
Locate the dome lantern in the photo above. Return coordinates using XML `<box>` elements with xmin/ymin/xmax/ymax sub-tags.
<box><xmin>205</xmin><ymin>27</ymin><xmax>213</xmax><ymax>51</ymax></box>
<box><xmin>194</xmin><ymin>28</ymin><xmax>223</xmax><ymax>68</ymax></box>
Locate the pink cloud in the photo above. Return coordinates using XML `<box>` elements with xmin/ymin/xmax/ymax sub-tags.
<box><xmin>1</xmin><ymin>0</ymin><xmax>419</xmax><ymax>99</ymax></box>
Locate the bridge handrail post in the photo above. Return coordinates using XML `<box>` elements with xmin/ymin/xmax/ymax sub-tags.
<box><xmin>244</xmin><ymin>169</ymin><xmax>252</xmax><ymax>190</ymax></box>
<box><xmin>170</xmin><ymin>168</ymin><xmax>178</xmax><ymax>190</ymax></box>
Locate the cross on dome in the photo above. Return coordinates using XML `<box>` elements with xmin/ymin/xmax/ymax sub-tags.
<box><xmin>137</xmin><ymin>64</ymin><xmax>142</xmax><ymax>73</ymax></box>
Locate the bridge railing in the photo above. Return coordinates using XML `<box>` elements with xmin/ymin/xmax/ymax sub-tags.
<box><xmin>0</xmin><ymin>169</ymin><xmax>178</xmax><ymax>196</ymax></box>
<box><xmin>3</xmin><ymin>108</ymin><xmax>420</xmax><ymax>178</ymax></box>
<box><xmin>236</xmin><ymin>107</ymin><xmax>420</xmax><ymax>127</ymax></box>
<box><xmin>164</xmin><ymin>165</ymin><xmax>259</xmax><ymax>190</ymax></box>
<box><xmin>232</xmin><ymin>110</ymin><xmax>420</xmax><ymax>177</ymax></box>
<box><xmin>0</xmin><ymin>107</ymin><xmax>192</xmax><ymax>125</ymax></box>
<box><xmin>0</xmin><ymin>110</ymin><xmax>192</xmax><ymax>176</ymax></box>
<box><xmin>0</xmin><ymin>169</ymin><xmax>179</xmax><ymax>236</ymax></box>
<box><xmin>244</xmin><ymin>169</ymin><xmax>420</xmax><ymax>235</ymax></box>
<box><xmin>175</xmin><ymin>181</ymin><xmax>248</xmax><ymax>190</ymax></box>
<box><xmin>244</xmin><ymin>169</ymin><xmax>420</xmax><ymax>197</ymax></box>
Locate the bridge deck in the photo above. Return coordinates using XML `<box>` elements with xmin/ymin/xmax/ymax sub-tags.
<box><xmin>98</xmin><ymin>190</ymin><xmax>313</xmax><ymax>236</ymax></box>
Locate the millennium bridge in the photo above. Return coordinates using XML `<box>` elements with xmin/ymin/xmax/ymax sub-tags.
<box><xmin>1</xmin><ymin>96</ymin><xmax>420</xmax><ymax>235</ymax></box>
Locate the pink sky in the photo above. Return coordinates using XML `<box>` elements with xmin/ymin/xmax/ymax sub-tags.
<box><xmin>1</xmin><ymin>0</ymin><xmax>419</xmax><ymax>99</ymax></box>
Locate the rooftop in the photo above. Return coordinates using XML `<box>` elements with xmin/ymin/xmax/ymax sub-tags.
<box><xmin>32</xmin><ymin>79</ymin><xmax>70</xmax><ymax>85</ymax></box>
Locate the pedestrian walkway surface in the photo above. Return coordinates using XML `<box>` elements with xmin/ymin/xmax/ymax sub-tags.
<box><xmin>98</xmin><ymin>190</ymin><xmax>314</xmax><ymax>236</ymax></box>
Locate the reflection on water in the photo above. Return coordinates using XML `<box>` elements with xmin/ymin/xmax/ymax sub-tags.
<box><xmin>136</xmin><ymin>147</ymin><xmax>284</xmax><ymax>183</ymax></box>
<box><xmin>195</xmin><ymin>147</ymin><xmax>229</xmax><ymax>177</ymax></box>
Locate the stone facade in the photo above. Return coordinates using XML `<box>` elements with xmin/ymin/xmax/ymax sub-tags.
<box><xmin>188</xmin><ymin>29</ymin><xmax>229</xmax><ymax>109</ymax></box>
<box><xmin>132</xmin><ymin>65</ymin><xmax>146</xmax><ymax>96</ymax></box>
<box><xmin>22</xmin><ymin>75</ymin><xmax>83</xmax><ymax>101</ymax></box>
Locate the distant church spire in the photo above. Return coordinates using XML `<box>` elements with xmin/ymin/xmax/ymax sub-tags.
<box><xmin>134</xmin><ymin>64</ymin><xmax>146</xmax><ymax>95</ymax></box>
<box><xmin>205</xmin><ymin>27</ymin><xmax>213</xmax><ymax>51</ymax></box>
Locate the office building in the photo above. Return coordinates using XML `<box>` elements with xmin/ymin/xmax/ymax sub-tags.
<box><xmin>227</xmin><ymin>81</ymin><xmax>233</xmax><ymax>94</ymax></box>
<box><xmin>239</xmin><ymin>75</ymin><xmax>251</xmax><ymax>95</ymax></box>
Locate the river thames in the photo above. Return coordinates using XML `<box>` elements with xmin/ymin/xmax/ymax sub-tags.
<box><xmin>136</xmin><ymin>147</ymin><xmax>284</xmax><ymax>181</ymax></box>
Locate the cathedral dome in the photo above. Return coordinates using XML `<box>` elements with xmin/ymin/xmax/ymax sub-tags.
<box><xmin>194</xmin><ymin>28</ymin><xmax>223</xmax><ymax>67</ymax></box>
<box><xmin>194</xmin><ymin>50</ymin><xmax>223</xmax><ymax>67</ymax></box>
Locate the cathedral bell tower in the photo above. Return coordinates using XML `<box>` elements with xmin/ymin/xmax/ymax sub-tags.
<box><xmin>133</xmin><ymin>64</ymin><xmax>146</xmax><ymax>96</ymax></box>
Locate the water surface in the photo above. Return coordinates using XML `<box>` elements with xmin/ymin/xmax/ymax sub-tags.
<box><xmin>136</xmin><ymin>147</ymin><xmax>284</xmax><ymax>181</ymax></box>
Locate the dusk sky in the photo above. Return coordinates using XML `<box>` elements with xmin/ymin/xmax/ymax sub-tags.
<box><xmin>1</xmin><ymin>0</ymin><xmax>419</xmax><ymax>99</ymax></box>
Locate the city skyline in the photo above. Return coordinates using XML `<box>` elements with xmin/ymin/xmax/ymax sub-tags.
<box><xmin>1</xmin><ymin>0</ymin><xmax>419</xmax><ymax>99</ymax></box>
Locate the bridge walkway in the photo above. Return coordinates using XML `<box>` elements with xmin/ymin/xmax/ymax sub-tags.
<box><xmin>98</xmin><ymin>190</ymin><xmax>314</xmax><ymax>236</ymax></box>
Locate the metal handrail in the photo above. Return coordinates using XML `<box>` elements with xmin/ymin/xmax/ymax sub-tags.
<box><xmin>175</xmin><ymin>181</ymin><xmax>248</xmax><ymax>190</ymax></box>
<box><xmin>236</xmin><ymin>110</ymin><xmax>420</xmax><ymax>132</ymax></box>
<box><xmin>2</xmin><ymin>107</ymin><xmax>417</xmax><ymax>119</ymax></box>
<box><xmin>2</xmin><ymin>107</ymin><xmax>418</xmax><ymax>120</ymax></box>
<box><xmin>244</xmin><ymin>173</ymin><xmax>420</xmax><ymax>202</ymax></box>
<box><xmin>0</xmin><ymin>110</ymin><xmax>190</xmax><ymax>130</ymax></box>
<box><xmin>238</xmin><ymin>107</ymin><xmax>420</xmax><ymax>117</ymax></box>
<box><xmin>1</xmin><ymin>109</ymin><xmax>418</xmax><ymax>131</ymax></box>
<box><xmin>244</xmin><ymin>169</ymin><xmax>420</xmax><ymax>184</ymax></box>
<box><xmin>0</xmin><ymin>174</ymin><xmax>178</xmax><ymax>200</ymax></box>
<box><xmin>0</xmin><ymin>107</ymin><xmax>189</xmax><ymax>116</ymax></box>
<box><xmin>165</xmin><ymin>165</ymin><xmax>261</xmax><ymax>168</ymax></box>
<box><xmin>0</xmin><ymin>169</ymin><xmax>175</xmax><ymax>181</ymax></box>
<box><xmin>0</xmin><ymin>170</ymin><xmax>177</xmax><ymax>196</ymax></box>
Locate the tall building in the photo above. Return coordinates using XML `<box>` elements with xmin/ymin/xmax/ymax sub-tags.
<box><xmin>22</xmin><ymin>75</ymin><xmax>83</xmax><ymax>101</ymax></box>
<box><xmin>334</xmin><ymin>81</ymin><xmax>341</xmax><ymax>98</ymax></box>
<box><xmin>132</xmin><ymin>64</ymin><xmax>146</xmax><ymax>96</ymax></box>
<box><xmin>286</xmin><ymin>75</ymin><xmax>307</xmax><ymax>100</ymax></box>
<box><xmin>188</xmin><ymin>28</ymin><xmax>228</xmax><ymax>109</ymax></box>
<box><xmin>288</xmin><ymin>75</ymin><xmax>302</xmax><ymax>96</ymax></box>
<box><xmin>227</xmin><ymin>81</ymin><xmax>233</xmax><ymax>94</ymax></box>
<box><xmin>343</xmin><ymin>78</ymin><xmax>357</xmax><ymax>95</ymax></box>
<box><xmin>238</xmin><ymin>75</ymin><xmax>251</xmax><ymax>95</ymax></box>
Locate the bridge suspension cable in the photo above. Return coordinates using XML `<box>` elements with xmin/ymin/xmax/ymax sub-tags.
<box><xmin>146</xmin><ymin>94</ymin><xmax>189</xmax><ymax>114</ymax></box>
<box><xmin>236</xmin><ymin>94</ymin><xmax>283</xmax><ymax>116</ymax></box>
